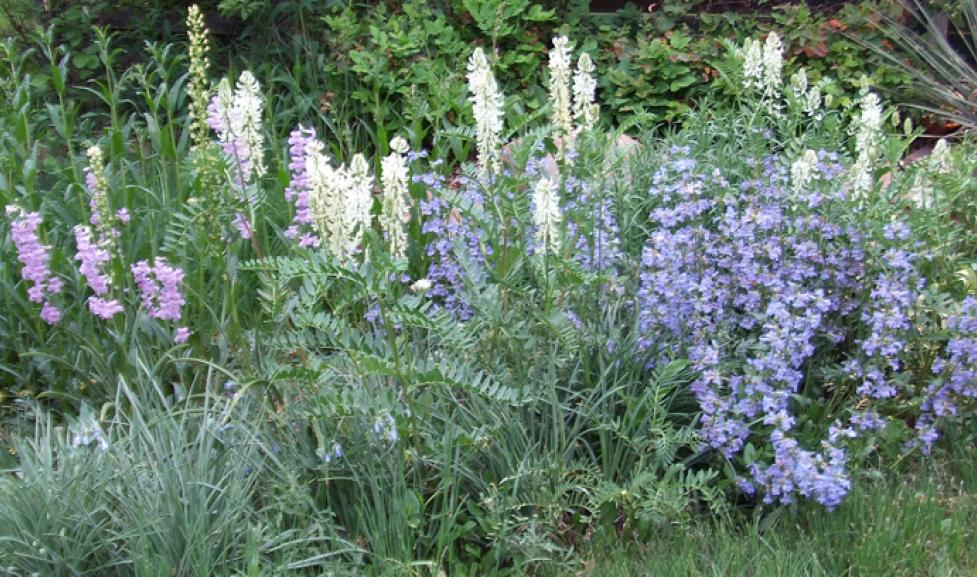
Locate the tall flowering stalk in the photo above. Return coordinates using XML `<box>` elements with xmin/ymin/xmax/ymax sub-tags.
<box><xmin>740</xmin><ymin>32</ymin><xmax>785</xmax><ymax>113</ymax></box>
<box><xmin>572</xmin><ymin>52</ymin><xmax>599</xmax><ymax>133</ymax></box>
<box><xmin>467</xmin><ymin>47</ymin><xmax>504</xmax><ymax>184</ymax></box>
<box><xmin>6</xmin><ymin>206</ymin><xmax>63</xmax><ymax>324</ymax></box>
<box><xmin>85</xmin><ymin>145</ymin><xmax>114</xmax><ymax>236</ymax></box>
<box><xmin>908</xmin><ymin>138</ymin><xmax>953</xmax><ymax>209</ymax></box>
<box><xmin>284</xmin><ymin>125</ymin><xmax>320</xmax><ymax>247</ymax></box>
<box><xmin>207</xmin><ymin>71</ymin><xmax>266</xmax><ymax>186</ymax></box>
<box><xmin>380</xmin><ymin>137</ymin><xmax>410</xmax><ymax>259</ymax></box>
<box><xmin>532</xmin><ymin>176</ymin><xmax>562</xmax><ymax>254</ymax></box>
<box><xmin>548</xmin><ymin>36</ymin><xmax>573</xmax><ymax>140</ymax></box>
<box><xmin>132</xmin><ymin>258</ymin><xmax>189</xmax><ymax>342</ymax></box>
<box><xmin>761</xmin><ymin>32</ymin><xmax>784</xmax><ymax>101</ymax></box>
<box><xmin>849</xmin><ymin>87</ymin><xmax>884</xmax><ymax>200</ymax></box>
<box><xmin>345</xmin><ymin>153</ymin><xmax>374</xmax><ymax>257</ymax></box>
<box><xmin>231</xmin><ymin>71</ymin><xmax>266</xmax><ymax>183</ymax></box>
<box><xmin>186</xmin><ymin>4</ymin><xmax>211</xmax><ymax>149</ymax></box>
<box><xmin>741</xmin><ymin>38</ymin><xmax>763</xmax><ymax>92</ymax></box>
<box><xmin>287</xmin><ymin>129</ymin><xmax>374</xmax><ymax>260</ymax></box>
<box><xmin>74</xmin><ymin>224</ymin><xmax>123</xmax><ymax>320</ymax></box>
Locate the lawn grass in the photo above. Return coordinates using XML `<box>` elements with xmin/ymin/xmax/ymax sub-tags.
<box><xmin>567</xmin><ymin>453</ymin><xmax>977</xmax><ymax>577</ymax></box>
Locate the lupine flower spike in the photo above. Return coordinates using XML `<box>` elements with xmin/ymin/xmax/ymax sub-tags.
<box><xmin>346</xmin><ymin>153</ymin><xmax>374</xmax><ymax>257</ymax></box>
<box><xmin>790</xmin><ymin>150</ymin><xmax>820</xmax><ymax>196</ymax></box>
<box><xmin>849</xmin><ymin>85</ymin><xmax>884</xmax><ymax>201</ymax></box>
<box><xmin>548</xmin><ymin>36</ymin><xmax>574</xmax><ymax>140</ymax></box>
<box><xmin>532</xmin><ymin>176</ymin><xmax>562</xmax><ymax>254</ymax></box>
<box><xmin>207</xmin><ymin>71</ymin><xmax>266</xmax><ymax>186</ymax></box>
<box><xmin>572</xmin><ymin>52</ymin><xmax>599</xmax><ymax>132</ymax></box>
<box><xmin>380</xmin><ymin>137</ymin><xmax>411</xmax><ymax>259</ymax></box>
<box><xmin>467</xmin><ymin>47</ymin><xmax>504</xmax><ymax>184</ymax></box>
<box><xmin>284</xmin><ymin>125</ymin><xmax>321</xmax><ymax>247</ymax></box>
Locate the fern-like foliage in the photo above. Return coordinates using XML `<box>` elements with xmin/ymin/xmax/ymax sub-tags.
<box><xmin>244</xmin><ymin>253</ymin><xmax>527</xmax><ymax>405</ymax></box>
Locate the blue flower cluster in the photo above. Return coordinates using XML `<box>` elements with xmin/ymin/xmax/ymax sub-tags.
<box><xmin>564</xmin><ymin>177</ymin><xmax>622</xmax><ymax>280</ymax></box>
<box><xmin>635</xmin><ymin>147</ymin><xmax>919</xmax><ymax>509</ymax></box>
<box><xmin>915</xmin><ymin>297</ymin><xmax>977</xmax><ymax>452</ymax></box>
<box><xmin>417</xmin><ymin>170</ymin><xmax>487</xmax><ymax>321</ymax></box>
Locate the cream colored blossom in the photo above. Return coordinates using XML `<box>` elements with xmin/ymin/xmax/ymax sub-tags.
<box><xmin>548</xmin><ymin>36</ymin><xmax>573</xmax><ymax>139</ymax></box>
<box><xmin>849</xmin><ymin>87</ymin><xmax>884</xmax><ymax>200</ymax></box>
<box><xmin>186</xmin><ymin>5</ymin><xmax>211</xmax><ymax>148</ymax></box>
<box><xmin>231</xmin><ymin>71</ymin><xmax>266</xmax><ymax>182</ymax></box>
<box><xmin>572</xmin><ymin>52</ymin><xmax>599</xmax><ymax>132</ymax></box>
<box><xmin>346</xmin><ymin>153</ymin><xmax>374</xmax><ymax>256</ymax></box>
<box><xmin>532</xmin><ymin>176</ymin><xmax>562</xmax><ymax>254</ymax></box>
<box><xmin>380</xmin><ymin>138</ymin><xmax>410</xmax><ymax>259</ymax></box>
<box><xmin>467</xmin><ymin>47</ymin><xmax>505</xmax><ymax>183</ymax></box>
<box><xmin>761</xmin><ymin>32</ymin><xmax>784</xmax><ymax>99</ymax></box>
<box><xmin>742</xmin><ymin>38</ymin><xmax>763</xmax><ymax>92</ymax></box>
<box><xmin>790</xmin><ymin>149</ymin><xmax>820</xmax><ymax>196</ymax></box>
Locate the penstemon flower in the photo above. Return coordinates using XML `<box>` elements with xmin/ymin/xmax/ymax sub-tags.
<box><xmin>74</xmin><ymin>224</ymin><xmax>122</xmax><ymax>320</ymax></box>
<box><xmin>572</xmin><ymin>52</ymin><xmax>599</xmax><ymax>132</ymax></box>
<box><xmin>186</xmin><ymin>4</ymin><xmax>211</xmax><ymax>149</ymax></box>
<box><xmin>548</xmin><ymin>36</ymin><xmax>574</xmax><ymax>139</ymax></box>
<box><xmin>380</xmin><ymin>137</ymin><xmax>410</xmax><ymax>259</ymax></box>
<box><xmin>284</xmin><ymin>125</ymin><xmax>321</xmax><ymax>247</ymax></box>
<box><xmin>131</xmin><ymin>257</ymin><xmax>186</xmax><ymax>322</ymax></box>
<box><xmin>914</xmin><ymin>297</ymin><xmax>977</xmax><ymax>452</ymax></box>
<box><xmin>532</xmin><ymin>176</ymin><xmax>562</xmax><ymax>254</ymax></box>
<box><xmin>467</xmin><ymin>47</ymin><xmax>505</xmax><ymax>183</ymax></box>
<box><xmin>6</xmin><ymin>205</ymin><xmax>62</xmax><ymax>324</ymax></box>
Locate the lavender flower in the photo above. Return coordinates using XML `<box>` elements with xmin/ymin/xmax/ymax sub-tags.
<box><xmin>75</xmin><ymin>224</ymin><xmax>122</xmax><ymax>320</ymax></box>
<box><xmin>913</xmin><ymin>297</ymin><xmax>977</xmax><ymax>452</ymax></box>
<box><xmin>6</xmin><ymin>206</ymin><xmax>62</xmax><ymax>324</ymax></box>
<box><xmin>131</xmin><ymin>257</ymin><xmax>186</xmax><ymax>322</ymax></box>
<box><xmin>635</xmin><ymin>148</ymin><xmax>911</xmax><ymax>508</ymax></box>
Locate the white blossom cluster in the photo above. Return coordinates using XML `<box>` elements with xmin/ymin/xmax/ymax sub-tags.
<box><xmin>303</xmin><ymin>138</ymin><xmax>374</xmax><ymax>260</ymax></box>
<box><xmin>740</xmin><ymin>32</ymin><xmax>787</xmax><ymax>114</ymax></box>
<box><xmin>380</xmin><ymin>136</ymin><xmax>411</xmax><ymax>259</ymax></box>
<box><xmin>849</xmin><ymin>87</ymin><xmax>884</xmax><ymax>200</ymax></box>
<box><xmin>790</xmin><ymin>149</ymin><xmax>820</xmax><ymax>196</ymax></box>
<box><xmin>207</xmin><ymin>71</ymin><xmax>266</xmax><ymax>186</ymax></box>
<box><xmin>548</xmin><ymin>36</ymin><xmax>574</xmax><ymax>139</ymax></box>
<box><xmin>230</xmin><ymin>71</ymin><xmax>266</xmax><ymax>182</ymax></box>
<box><xmin>467</xmin><ymin>47</ymin><xmax>505</xmax><ymax>184</ymax></box>
<box><xmin>532</xmin><ymin>176</ymin><xmax>562</xmax><ymax>254</ymax></box>
<box><xmin>572</xmin><ymin>52</ymin><xmax>599</xmax><ymax>132</ymax></box>
<box><xmin>908</xmin><ymin>139</ymin><xmax>954</xmax><ymax>209</ymax></box>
